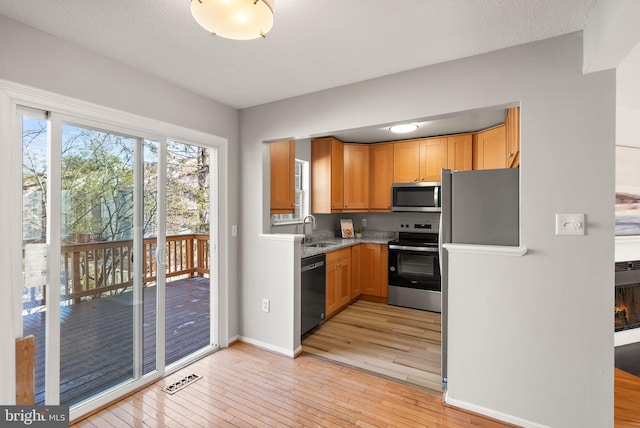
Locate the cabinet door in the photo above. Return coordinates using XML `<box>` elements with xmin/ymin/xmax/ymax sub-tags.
<box><xmin>361</xmin><ymin>244</ymin><xmax>381</xmax><ymax>296</ymax></box>
<box><xmin>369</xmin><ymin>143</ymin><xmax>394</xmax><ymax>211</ymax></box>
<box><xmin>330</xmin><ymin>139</ymin><xmax>344</xmax><ymax>212</ymax></box>
<box><xmin>393</xmin><ymin>140</ymin><xmax>420</xmax><ymax>182</ymax></box>
<box><xmin>351</xmin><ymin>244</ymin><xmax>362</xmax><ymax>299</ymax></box>
<box><xmin>269</xmin><ymin>140</ymin><xmax>295</xmax><ymax>214</ymax></box>
<box><xmin>506</xmin><ymin>107</ymin><xmax>520</xmax><ymax>168</ymax></box>
<box><xmin>343</xmin><ymin>144</ymin><xmax>369</xmax><ymax>211</ymax></box>
<box><xmin>379</xmin><ymin>245</ymin><xmax>388</xmax><ymax>298</ymax></box>
<box><xmin>336</xmin><ymin>256</ymin><xmax>352</xmax><ymax>308</ymax></box>
<box><xmin>447</xmin><ymin>134</ymin><xmax>472</xmax><ymax>171</ymax></box>
<box><xmin>474</xmin><ymin>125</ymin><xmax>507</xmax><ymax>170</ymax></box>
<box><xmin>360</xmin><ymin>244</ymin><xmax>388</xmax><ymax>297</ymax></box>
<box><xmin>420</xmin><ymin>137</ymin><xmax>448</xmax><ymax>182</ymax></box>
<box><xmin>311</xmin><ymin>137</ymin><xmax>343</xmax><ymax>213</ymax></box>
<box><xmin>326</xmin><ymin>260</ymin><xmax>338</xmax><ymax>317</ymax></box>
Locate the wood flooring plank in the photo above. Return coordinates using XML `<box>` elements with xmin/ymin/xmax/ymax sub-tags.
<box><xmin>70</xmin><ymin>327</ymin><xmax>640</xmax><ymax>427</ymax></box>
<box><xmin>303</xmin><ymin>300</ymin><xmax>442</xmax><ymax>393</ymax></box>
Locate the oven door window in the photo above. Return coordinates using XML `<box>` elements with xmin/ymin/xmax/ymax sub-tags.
<box><xmin>398</xmin><ymin>252</ymin><xmax>437</xmax><ymax>280</ymax></box>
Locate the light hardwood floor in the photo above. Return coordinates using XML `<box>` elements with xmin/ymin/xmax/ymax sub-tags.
<box><xmin>302</xmin><ymin>300</ymin><xmax>443</xmax><ymax>392</ymax></box>
<box><xmin>72</xmin><ymin>341</ymin><xmax>515</xmax><ymax>427</ymax></box>
<box><xmin>70</xmin><ymin>300</ymin><xmax>640</xmax><ymax>427</ymax></box>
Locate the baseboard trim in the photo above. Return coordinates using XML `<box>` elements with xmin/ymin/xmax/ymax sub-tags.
<box><xmin>238</xmin><ymin>336</ymin><xmax>297</xmax><ymax>358</ymax></box>
<box><xmin>445</xmin><ymin>393</ymin><xmax>550</xmax><ymax>428</ymax></box>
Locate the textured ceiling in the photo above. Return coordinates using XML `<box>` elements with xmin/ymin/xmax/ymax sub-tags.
<box><xmin>0</xmin><ymin>0</ymin><xmax>601</xmax><ymax>110</ymax></box>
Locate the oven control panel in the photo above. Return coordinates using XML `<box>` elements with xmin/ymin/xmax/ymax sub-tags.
<box><xmin>398</xmin><ymin>221</ymin><xmax>438</xmax><ymax>233</ymax></box>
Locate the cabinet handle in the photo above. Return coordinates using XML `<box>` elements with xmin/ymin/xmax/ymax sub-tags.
<box><xmin>420</xmin><ymin>177</ymin><xmax>424</xmax><ymax>181</ymax></box>
<box><xmin>413</xmin><ymin>178</ymin><xmax>418</xmax><ymax>182</ymax></box>
<box><xmin>508</xmin><ymin>152</ymin><xmax>514</xmax><ymax>158</ymax></box>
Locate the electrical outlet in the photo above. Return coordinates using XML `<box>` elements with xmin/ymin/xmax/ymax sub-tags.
<box><xmin>231</xmin><ymin>225</ymin><xmax>238</xmax><ymax>237</ymax></box>
<box><xmin>362</xmin><ymin>219</ymin><xmax>367</xmax><ymax>227</ymax></box>
<box><xmin>262</xmin><ymin>298</ymin><xmax>270</xmax><ymax>313</ymax></box>
<box><xmin>555</xmin><ymin>213</ymin><xmax>585</xmax><ymax>235</ymax></box>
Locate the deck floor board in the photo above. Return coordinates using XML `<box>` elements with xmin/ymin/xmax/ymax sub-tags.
<box><xmin>23</xmin><ymin>276</ymin><xmax>210</xmax><ymax>406</ymax></box>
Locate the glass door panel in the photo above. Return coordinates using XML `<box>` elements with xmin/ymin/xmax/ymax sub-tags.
<box><xmin>21</xmin><ymin>112</ymin><xmax>49</xmax><ymax>405</ymax></box>
<box><xmin>142</xmin><ymin>139</ymin><xmax>159</xmax><ymax>375</ymax></box>
<box><xmin>58</xmin><ymin>124</ymin><xmax>140</xmax><ymax>406</ymax></box>
<box><xmin>165</xmin><ymin>140</ymin><xmax>211</xmax><ymax>365</ymax></box>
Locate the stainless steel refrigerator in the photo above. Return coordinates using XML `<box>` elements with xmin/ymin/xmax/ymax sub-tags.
<box><xmin>439</xmin><ymin>168</ymin><xmax>519</xmax><ymax>388</ymax></box>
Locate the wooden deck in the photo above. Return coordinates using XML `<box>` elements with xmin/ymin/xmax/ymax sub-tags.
<box><xmin>23</xmin><ymin>276</ymin><xmax>210</xmax><ymax>406</ymax></box>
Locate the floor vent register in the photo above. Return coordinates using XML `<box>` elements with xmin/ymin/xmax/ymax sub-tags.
<box><xmin>162</xmin><ymin>373</ymin><xmax>202</xmax><ymax>394</ymax></box>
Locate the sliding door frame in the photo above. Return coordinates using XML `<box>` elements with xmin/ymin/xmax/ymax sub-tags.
<box><xmin>2</xmin><ymin>80</ymin><xmax>228</xmax><ymax>420</ymax></box>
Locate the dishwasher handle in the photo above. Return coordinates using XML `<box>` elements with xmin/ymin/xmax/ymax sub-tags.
<box><xmin>301</xmin><ymin>261</ymin><xmax>325</xmax><ymax>272</ymax></box>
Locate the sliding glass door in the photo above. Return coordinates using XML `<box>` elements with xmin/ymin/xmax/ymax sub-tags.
<box><xmin>19</xmin><ymin>107</ymin><xmax>218</xmax><ymax>411</ymax></box>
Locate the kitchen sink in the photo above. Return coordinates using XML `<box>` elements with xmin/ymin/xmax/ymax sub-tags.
<box><xmin>304</xmin><ymin>242</ymin><xmax>338</xmax><ymax>248</ymax></box>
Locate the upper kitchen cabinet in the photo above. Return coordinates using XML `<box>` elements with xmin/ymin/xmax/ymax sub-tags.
<box><xmin>343</xmin><ymin>143</ymin><xmax>370</xmax><ymax>212</ymax></box>
<box><xmin>473</xmin><ymin>124</ymin><xmax>507</xmax><ymax>170</ymax></box>
<box><xmin>270</xmin><ymin>139</ymin><xmax>295</xmax><ymax>214</ymax></box>
<box><xmin>369</xmin><ymin>143</ymin><xmax>394</xmax><ymax>212</ymax></box>
<box><xmin>447</xmin><ymin>134</ymin><xmax>473</xmax><ymax>171</ymax></box>
<box><xmin>394</xmin><ymin>137</ymin><xmax>447</xmax><ymax>183</ymax></box>
<box><xmin>420</xmin><ymin>137</ymin><xmax>448</xmax><ymax>181</ymax></box>
<box><xmin>311</xmin><ymin>137</ymin><xmax>344</xmax><ymax>213</ymax></box>
<box><xmin>505</xmin><ymin>106</ymin><xmax>520</xmax><ymax>168</ymax></box>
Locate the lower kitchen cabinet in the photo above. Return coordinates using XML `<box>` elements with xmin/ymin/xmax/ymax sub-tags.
<box><xmin>326</xmin><ymin>247</ymin><xmax>352</xmax><ymax>318</ymax></box>
<box><xmin>351</xmin><ymin>244</ymin><xmax>362</xmax><ymax>298</ymax></box>
<box><xmin>325</xmin><ymin>243</ymin><xmax>388</xmax><ymax>318</ymax></box>
<box><xmin>361</xmin><ymin>244</ymin><xmax>388</xmax><ymax>298</ymax></box>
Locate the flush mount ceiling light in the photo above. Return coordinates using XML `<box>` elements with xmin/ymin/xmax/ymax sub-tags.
<box><xmin>389</xmin><ymin>124</ymin><xmax>419</xmax><ymax>134</ymax></box>
<box><xmin>191</xmin><ymin>0</ymin><xmax>275</xmax><ymax>40</ymax></box>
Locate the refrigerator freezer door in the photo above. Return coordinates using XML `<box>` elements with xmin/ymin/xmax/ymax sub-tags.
<box><xmin>451</xmin><ymin>168</ymin><xmax>519</xmax><ymax>246</ymax></box>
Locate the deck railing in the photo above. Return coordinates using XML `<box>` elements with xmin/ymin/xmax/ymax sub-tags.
<box><xmin>60</xmin><ymin>234</ymin><xmax>209</xmax><ymax>303</ymax></box>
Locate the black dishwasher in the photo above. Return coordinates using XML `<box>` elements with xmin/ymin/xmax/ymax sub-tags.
<box><xmin>301</xmin><ymin>253</ymin><xmax>326</xmax><ymax>336</ymax></box>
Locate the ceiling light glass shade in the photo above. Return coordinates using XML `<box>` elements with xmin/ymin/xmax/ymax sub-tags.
<box><xmin>191</xmin><ymin>0</ymin><xmax>275</xmax><ymax>40</ymax></box>
<box><xmin>389</xmin><ymin>124</ymin><xmax>419</xmax><ymax>133</ymax></box>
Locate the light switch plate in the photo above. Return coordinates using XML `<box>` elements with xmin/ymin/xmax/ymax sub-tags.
<box><xmin>555</xmin><ymin>213</ymin><xmax>585</xmax><ymax>235</ymax></box>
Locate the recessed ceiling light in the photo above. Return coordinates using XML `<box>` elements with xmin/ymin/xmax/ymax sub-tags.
<box><xmin>389</xmin><ymin>124</ymin><xmax>418</xmax><ymax>133</ymax></box>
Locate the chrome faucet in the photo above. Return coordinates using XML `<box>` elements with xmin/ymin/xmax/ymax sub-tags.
<box><xmin>302</xmin><ymin>215</ymin><xmax>316</xmax><ymax>243</ymax></box>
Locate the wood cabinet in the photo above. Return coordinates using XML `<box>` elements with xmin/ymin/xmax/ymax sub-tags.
<box><xmin>393</xmin><ymin>137</ymin><xmax>447</xmax><ymax>183</ymax></box>
<box><xmin>505</xmin><ymin>106</ymin><xmax>520</xmax><ymax>168</ymax></box>
<box><xmin>360</xmin><ymin>244</ymin><xmax>388</xmax><ymax>297</ymax></box>
<box><xmin>447</xmin><ymin>134</ymin><xmax>473</xmax><ymax>171</ymax></box>
<box><xmin>369</xmin><ymin>143</ymin><xmax>394</xmax><ymax>211</ymax></box>
<box><xmin>326</xmin><ymin>247</ymin><xmax>352</xmax><ymax>317</ymax></box>
<box><xmin>393</xmin><ymin>140</ymin><xmax>421</xmax><ymax>182</ymax></box>
<box><xmin>473</xmin><ymin>124</ymin><xmax>507</xmax><ymax>170</ymax></box>
<box><xmin>311</xmin><ymin>137</ymin><xmax>344</xmax><ymax>213</ymax></box>
<box><xmin>420</xmin><ymin>137</ymin><xmax>448</xmax><ymax>181</ymax></box>
<box><xmin>350</xmin><ymin>244</ymin><xmax>362</xmax><ymax>299</ymax></box>
<box><xmin>343</xmin><ymin>144</ymin><xmax>369</xmax><ymax>211</ymax></box>
<box><xmin>269</xmin><ymin>140</ymin><xmax>295</xmax><ymax>214</ymax></box>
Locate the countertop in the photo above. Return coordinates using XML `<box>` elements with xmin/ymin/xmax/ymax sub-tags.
<box><xmin>301</xmin><ymin>231</ymin><xmax>395</xmax><ymax>258</ymax></box>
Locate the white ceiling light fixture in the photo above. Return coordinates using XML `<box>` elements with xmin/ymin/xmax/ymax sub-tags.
<box><xmin>389</xmin><ymin>124</ymin><xmax>419</xmax><ymax>134</ymax></box>
<box><xmin>191</xmin><ymin>0</ymin><xmax>275</xmax><ymax>40</ymax></box>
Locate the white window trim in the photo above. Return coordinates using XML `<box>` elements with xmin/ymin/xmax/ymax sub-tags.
<box><xmin>271</xmin><ymin>158</ymin><xmax>309</xmax><ymax>226</ymax></box>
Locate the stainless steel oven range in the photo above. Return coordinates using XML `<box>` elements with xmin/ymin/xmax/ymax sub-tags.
<box><xmin>388</xmin><ymin>221</ymin><xmax>441</xmax><ymax>313</ymax></box>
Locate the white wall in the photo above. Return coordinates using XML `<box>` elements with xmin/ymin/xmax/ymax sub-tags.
<box><xmin>239</xmin><ymin>32</ymin><xmax>615</xmax><ymax>428</ymax></box>
<box><xmin>0</xmin><ymin>15</ymin><xmax>240</xmax><ymax>403</ymax></box>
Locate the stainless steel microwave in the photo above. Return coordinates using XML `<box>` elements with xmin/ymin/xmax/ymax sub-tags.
<box><xmin>391</xmin><ymin>182</ymin><xmax>441</xmax><ymax>212</ymax></box>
